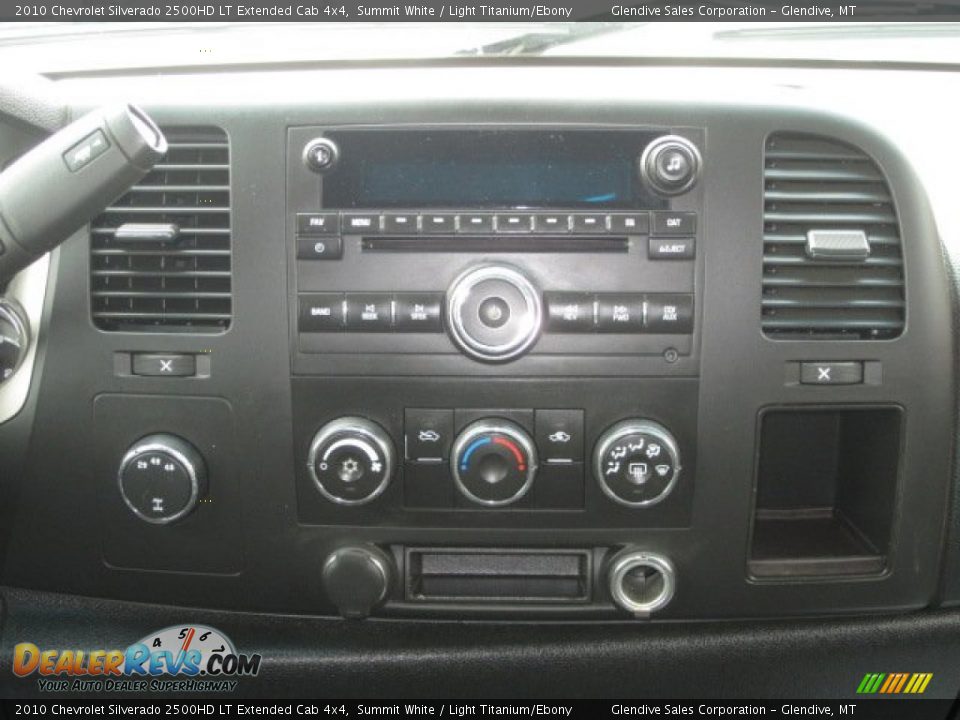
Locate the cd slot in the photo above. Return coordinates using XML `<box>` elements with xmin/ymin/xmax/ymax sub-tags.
<box><xmin>362</xmin><ymin>235</ymin><xmax>628</xmax><ymax>253</ymax></box>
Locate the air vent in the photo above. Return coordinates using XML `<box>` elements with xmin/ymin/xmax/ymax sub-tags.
<box><xmin>762</xmin><ymin>133</ymin><xmax>904</xmax><ymax>340</ymax></box>
<box><xmin>90</xmin><ymin>127</ymin><xmax>231</xmax><ymax>332</ymax></box>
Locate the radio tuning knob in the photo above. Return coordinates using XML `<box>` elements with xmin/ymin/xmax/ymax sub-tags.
<box><xmin>307</xmin><ymin>417</ymin><xmax>396</xmax><ymax>505</ymax></box>
<box><xmin>451</xmin><ymin>419</ymin><xmax>538</xmax><ymax>507</ymax></box>
<box><xmin>639</xmin><ymin>135</ymin><xmax>701</xmax><ymax>196</ymax></box>
<box><xmin>118</xmin><ymin>434</ymin><xmax>207</xmax><ymax>524</ymax></box>
<box><xmin>594</xmin><ymin>420</ymin><xmax>681</xmax><ymax>507</ymax></box>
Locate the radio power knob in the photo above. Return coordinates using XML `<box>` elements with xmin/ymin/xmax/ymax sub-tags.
<box><xmin>639</xmin><ymin>135</ymin><xmax>701</xmax><ymax>196</ymax></box>
<box><xmin>118</xmin><ymin>434</ymin><xmax>207</xmax><ymax>524</ymax></box>
<box><xmin>594</xmin><ymin>420</ymin><xmax>681</xmax><ymax>507</ymax></box>
<box><xmin>307</xmin><ymin>417</ymin><xmax>396</xmax><ymax>505</ymax></box>
<box><xmin>446</xmin><ymin>264</ymin><xmax>543</xmax><ymax>362</ymax></box>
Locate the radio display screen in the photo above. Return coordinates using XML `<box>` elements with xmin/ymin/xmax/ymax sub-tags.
<box><xmin>322</xmin><ymin>130</ymin><xmax>667</xmax><ymax>210</ymax></box>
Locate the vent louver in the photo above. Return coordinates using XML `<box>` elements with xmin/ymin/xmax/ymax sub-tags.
<box><xmin>762</xmin><ymin>133</ymin><xmax>904</xmax><ymax>340</ymax></box>
<box><xmin>90</xmin><ymin>127</ymin><xmax>231</xmax><ymax>332</ymax></box>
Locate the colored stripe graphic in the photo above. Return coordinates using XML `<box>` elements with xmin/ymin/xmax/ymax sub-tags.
<box><xmin>856</xmin><ymin>672</ymin><xmax>932</xmax><ymax>694</ymax></box>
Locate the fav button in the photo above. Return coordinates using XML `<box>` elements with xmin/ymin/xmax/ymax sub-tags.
<box><xmin>297</xmin><ymin>212</ymin><xmax>339</xmax><ymax>235</ymax></box>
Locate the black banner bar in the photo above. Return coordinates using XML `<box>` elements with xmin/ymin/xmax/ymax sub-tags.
<box><xmin>1</xmin><ymin>700</ymin><xmax>960</xmax><ymax>719</ymax></box>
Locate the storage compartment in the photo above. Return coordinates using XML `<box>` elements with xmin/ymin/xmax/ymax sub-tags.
<box><xmin>405</xmin><ymin>548</ymin><xmax>591</xmax><ymax>603</ymax></box>
<box><xmin>749</xmin><ymin>407</ymin><xmax>902</xmax><ymax>578</ymax></box>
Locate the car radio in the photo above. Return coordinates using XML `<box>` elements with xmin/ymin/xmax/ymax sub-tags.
<box><xmin>283</xmin><ymin>126</ymin><xmax>703</xmax><ymax>584</ymax></box>
<box><xmin>286</xmin><ymin>126</ymin><xmax>703</xmax><ymax>370</ymax></box>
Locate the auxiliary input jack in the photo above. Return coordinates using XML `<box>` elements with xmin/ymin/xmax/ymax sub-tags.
<box><xmin>607</xmin><ymin>549</ymin><xmax>676</xmax><ymax>617</ymax></box>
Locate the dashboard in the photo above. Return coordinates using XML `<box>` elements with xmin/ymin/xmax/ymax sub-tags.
<box><xmin>2</xmin><ymin>61</ymin><xmax>960</xmax><ymax>697</ymax></box>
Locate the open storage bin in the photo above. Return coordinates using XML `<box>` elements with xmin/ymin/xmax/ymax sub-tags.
<box><xmin>749</xmin><ymin>406</ymin><xmax>902</xmax><ymax>578</ymax></box>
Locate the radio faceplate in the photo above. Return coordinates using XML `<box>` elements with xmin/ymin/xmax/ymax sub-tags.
<box><xmin>287</xmin><ymin>125</ymin><xmax>705</xmax><ymax>376</ymax></box>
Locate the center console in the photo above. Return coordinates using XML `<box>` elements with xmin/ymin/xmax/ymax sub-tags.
<box><xmin>282</xmin><ymin>126</ymin><xmax>704</xmax><ymax>616</ymax></box>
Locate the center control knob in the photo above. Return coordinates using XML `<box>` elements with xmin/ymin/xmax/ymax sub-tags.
<box><xmin>594</xmin><ymin>420</ymin><xmax>681</xmax><ymax>507</ymax></box>
<box><xmin>307</xmin><ymin>417</ymin><xmax>396</xmax><ymax>505</ymax></box>
<box><xmin>446</xmin><ymin>264</ymin><xmax>543</xmax><ymax>362</ymax></box>
<box><xmin>452</xmin><ymin>420</ymin><xmax>538</xmax><ymax>506</ymax></box>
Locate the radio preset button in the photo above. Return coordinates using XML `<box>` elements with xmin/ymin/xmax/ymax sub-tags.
<box><xmin>345</xmin><ymin>293</ymin><xmax>393</xmax><ymax>331</ymax></box>
<box><xmin>571</xmin><ymin>214</ymin><xmax>608</xmax><ymax>233</ymax></box>
<box><xmin>652</xmin><ymin>211</ymin><xmax>697</xmax><ymax>235</ymax></box>
<box><xmin>297</xmin><ymin>212</ymin><xmax>339</xmax><ymax>235</ymax></box>
<box><xmin>596</xmin><ymin>294</ymin><xmax>644</xmax><ymax>332</ymax></box>
<box><xmin>648</xmin><ymin>237</ymin><xmax>695</xmax><ymax>260</ymax></box>
<box><xmin>496</xmin><ymin>214</ymin><xmax>534</xmax><ymax>233</ymax></box>
<box><xmin>609</xmin><ymin>213</ymin><xmax>650</xmax><ymax>235</ymax></box>
<box><xmin>545</xmin><ymin>292</ymin><xmax>594</xmax><ymax>333</ymax></box>
<box><xmin>297</xmin><ymin>235</ymin><xmax>343</xmax><ymax>260</ymax></box>
<box><xmin>421</xmin><ymin>213</ymin><xmax>456</xmax><ymax>234</ymax></box>
<box><xmin>645</xmin><ymin>294</ymin><xmax>693</xmax><ymax>334</ymax></box>
<box><xmin>394</xmin><ymin>293</ymin><xmax>443</xmax><ymax>332</ymax></box>
<box><xmin>459</xmin><ymin>213</ymin><xmax>494</xmax><ymax>233</ymax></box>
<box><xmin>299</xmin><ymin>293</ymin><xmax>345</xmax><ymax>332</ymax></box>
<box><xmin>533</xmin><ymin>214</ymin><xmax>570</xmax><ymax>234</ymax></box>
<box><xmin>342</xmin><ymin>213</ymin><xmax>382</xmax><ymax>234</ymax></box>
<box><xmin>383</xmin><ymin>213</ymin><xmax>419</xmax><ymax>234</ymax></box>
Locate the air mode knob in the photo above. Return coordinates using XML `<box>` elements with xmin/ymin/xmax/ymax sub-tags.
<box><xmin>118</xmin><ymin>434</ymin><xmax>207</xmax><ymax>524</ymax></box>
<box><xmin>593</xmin><ymin>420</ymin><xmax>681</xmax><ymax>507</ymax></box>
<box><xmin>451</xmin><ymin>420</ymin><xmax>538</xmax><ymax>506</ymax></box>
<box><xmin>446</xmin><ymin>264</ymin><xmax>543</xmax><ymax>363</ymax></box>
<box><xmin>307</xmin><ymin>417</ymin><xmax>396</xmax><ymax>505</ymax></box>
<box><xmin>639</xmin><ymin>135</ymin><xmax>701</xmax><ymax>196</ymax></box>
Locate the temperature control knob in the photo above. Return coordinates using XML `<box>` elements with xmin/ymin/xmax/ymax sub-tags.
<box><xmin>118</xmin><ymin>434</ymin><xmax>207</xmax><ymax>524</ymax></box>
<box><xmin>0</xmin><ymin>298</ymin><xmax>28</xmax><ymax>385</ymax></box>
<box><xmin>639</xmin><ymin>135</ymin><xmax>701</xmax><ymax>196</ymax></box>
<box><xmin>594</xmin><ymin>420</ymin><xmax>681</xmax><ymax>507</ymax></box>
<box><xmin>307</xmin><ymin>417</ymin><xmax>395</xmax><ymax>505</ymax></box>
<box><xmin>452</xmin><ymin>420</ymin><xmax>538</xmax><ymax>507</ymax></box>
